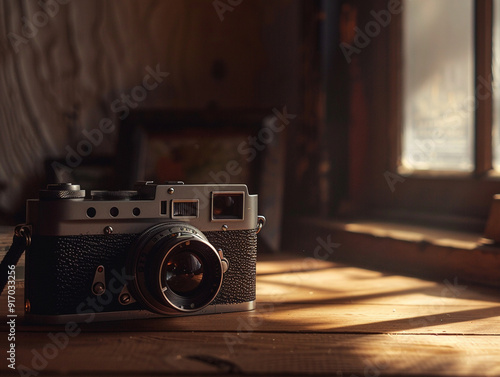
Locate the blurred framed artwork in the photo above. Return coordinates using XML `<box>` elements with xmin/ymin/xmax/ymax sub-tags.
<box><xmin>115</xmin><ymin>109</ymin><xmax>269</xmax><ymax>192</ymax></box>
<box><xmin>115</xmin><ymin>108</ymin><xmax>285</xmax><ymax>252</ymax></box>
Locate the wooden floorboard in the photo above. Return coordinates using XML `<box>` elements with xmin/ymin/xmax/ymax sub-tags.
<box><xmin>6</xmin><ymin>332</ymin><xmax>500</xmax><ymax>376</ymax></box>
<box><xmin>9</xmin><ymin>302</ymin><xmax>500</xmax><ymax>335</ymax></box>
<box><xmin>1</xmin><ymin>227</ymin><xmax>500</xmax><ymax>376</ymax></box>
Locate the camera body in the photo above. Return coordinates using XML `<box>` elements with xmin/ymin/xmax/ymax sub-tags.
<box><xmin>24</xmin><ymin>182</ymin><xmax>263</xmax><ymax>324</ymax></box>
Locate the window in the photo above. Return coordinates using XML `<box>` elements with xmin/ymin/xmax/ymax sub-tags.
<box><xmin>285</xmin><ymin>0</ymin><xmax>500</xmax><ymax>289</ymax></box>
<box><xmin>280</xmin><ymin>0</ymin><xmax>500</xmax><ymax>288</ymax></box>
<box><xmin>342</xmin><ymin>0</ymin><xmax>500</xmax><ymax>230</ymax></box>
<box><xmin>402</xmin><ymin>0</ymin><xmax>474</xmax><ymax>172</ymax></box>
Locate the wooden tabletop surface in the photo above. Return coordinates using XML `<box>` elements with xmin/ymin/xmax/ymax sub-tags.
<box><xmin>1</xmin><ymin>226</ymin><xmax>500</xmax><ymax>376</ymax></box>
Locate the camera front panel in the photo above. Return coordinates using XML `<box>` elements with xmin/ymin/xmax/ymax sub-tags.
<box><xmin>25</xmin><ymin>228</ymin><xmax>257</xmax><ymax>318</ymax></box>
<box><xmin>205</xmin><ymin>229</ymin><xmax>257</xmax><ymax>305</ymax></box>
<box><xmin>25</xmin><ymin>233</ymin><xmax>141</xmax><ymax>316</ymax></box>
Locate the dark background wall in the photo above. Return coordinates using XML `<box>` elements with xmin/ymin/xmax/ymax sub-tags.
<box><xmin>0</xmin><ymin>0</ymin><xmax>301</xmax><ymax>223</ymax></box>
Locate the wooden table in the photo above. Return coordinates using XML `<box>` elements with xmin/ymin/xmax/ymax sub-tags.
<box><xmin>1</xmin><ymin>226</ymin><xmax>500</xmax><ymax>376</ymax></box>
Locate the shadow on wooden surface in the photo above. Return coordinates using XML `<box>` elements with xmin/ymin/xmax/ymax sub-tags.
<box><xmin>1</xmin><ymin>228</ymin><xmax>500</xmax><ymax>376</ymax></box>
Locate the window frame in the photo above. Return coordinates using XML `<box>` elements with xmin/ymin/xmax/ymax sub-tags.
<box><xmin>283</xmin><ymin>0</ymin><xmax>500</xmax><ymax>289</ymax></box>
<box><xmin>345</xmin><ymin>0</ymin><xmax>500</xmax><ymax>230</ymax></box>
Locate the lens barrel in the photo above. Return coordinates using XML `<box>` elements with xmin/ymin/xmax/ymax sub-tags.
<box><xmin>127</xmin><ymin>223</ymin><xmax>223</xmax><ymax>315</ymax></box>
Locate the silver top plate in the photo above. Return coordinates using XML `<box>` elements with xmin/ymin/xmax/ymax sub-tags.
<box><xmin>27</xmin><ymin>183</ymin><xmax>258</xmax><ymax>236</ymax></box>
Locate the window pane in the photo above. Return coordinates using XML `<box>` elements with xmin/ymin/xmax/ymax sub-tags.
<box><xmin>402</xmin><ymin>0</ymin><xmax>474</xmax><ymax>172</ymax></box>
<box><xmin>493</xmin><ymin>0</ymin><xmax>500</xmax><ymax>170</ymax></box>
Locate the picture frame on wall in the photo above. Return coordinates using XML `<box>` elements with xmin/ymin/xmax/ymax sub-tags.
<box><xmin>115</xmin><ymin>109</ymin><xmax>285</xmax><ymax>252</ymax></box>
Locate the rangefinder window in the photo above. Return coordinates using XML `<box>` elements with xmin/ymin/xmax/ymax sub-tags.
<box><xmin>212</xmin><ymin>192</ymin><xmax>244</xmax><ymax>220</ymax></box>
<box><xmin>172</xmin><ymin>200</ymin><xmax>199</xmax><ymax>218</ymax></box>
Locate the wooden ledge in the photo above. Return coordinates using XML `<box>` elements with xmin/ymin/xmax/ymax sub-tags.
<box><xmin>283</xmin><ymin>217</ymin><xmax>500</xmax><ymax>288</ymax></box>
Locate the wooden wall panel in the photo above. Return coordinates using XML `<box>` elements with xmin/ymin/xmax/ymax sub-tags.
<box><xmin>0</xmin><ymin>0</ymin><xmax>300</xmax><ymax>219</ymax></box>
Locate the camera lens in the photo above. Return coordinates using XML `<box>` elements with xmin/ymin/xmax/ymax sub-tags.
<box><xmin>128</xmin><ymin>223</ymin><xmax>223</xmax><ymax>315</ymax></box>
<box><xmin>164</xmin><ymin>250</ymin><xmax>203</xmax><ymax>295</ymax></box>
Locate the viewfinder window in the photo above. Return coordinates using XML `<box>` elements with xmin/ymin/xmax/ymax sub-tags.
<box><xmin>212</xmin><ymin>192</ymin><xmax>244</xmax><ymax>220</ymax></box>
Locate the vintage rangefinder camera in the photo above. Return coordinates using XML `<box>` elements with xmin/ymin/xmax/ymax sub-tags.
<box><xmin>24</xmin><ymin>181</ymin><xmax>264</xmax><ymax>323</ymax></box>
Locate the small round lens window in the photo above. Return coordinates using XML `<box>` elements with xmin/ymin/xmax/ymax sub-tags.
<box><xmin>165</xmin><ymin>251</ymin><xmax>204</xmax><ymax>295</ymax></box>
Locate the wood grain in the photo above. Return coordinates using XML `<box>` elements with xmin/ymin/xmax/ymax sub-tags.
<box><xmin>285</xmin><ymin>217</ymin><xmax>500</xmax><ymax>287</ymax></box>
<box><xmin>4</xmin><ymin>332</ymin><xmax>500</xmax><ymax>376</ymax></box>
<box><xmin>2</xmin><ymin>228</ymin><xmax>500</xmax><ymax>375</ymax></box>
<box><xmin>0</xmin><ymin>0</ymin><xmax>300</xmax><ymax>217</ymax></box>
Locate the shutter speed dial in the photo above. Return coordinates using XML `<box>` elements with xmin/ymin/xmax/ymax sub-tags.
<box><xmin>39</xmin><ymin>183</ymin><xmax>86</xmax><ymax>200</ymax></box>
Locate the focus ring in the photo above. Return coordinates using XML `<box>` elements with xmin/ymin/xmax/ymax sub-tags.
<box><xmin>127</xmin><ymin>223</ymin><xmax>224</xmax><ymax>315</ymax></box>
